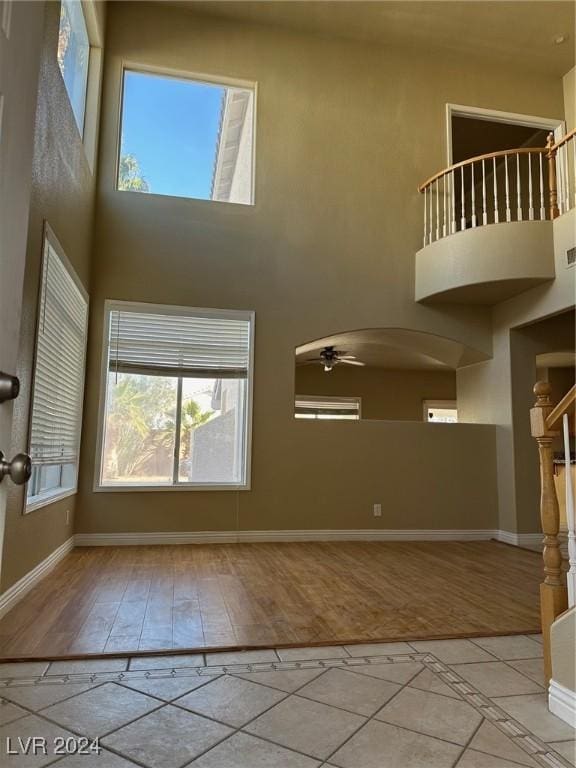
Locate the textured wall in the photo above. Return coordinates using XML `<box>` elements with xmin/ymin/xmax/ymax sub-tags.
<box><xmin>0</xmin><ymin>2</ymin><xmax>104</xmax><ymax>592</ymax></box>
<box><xmin>74</xmin><ymin>2</ymin><xmax>565</xmax><ymax>536</ymax></box>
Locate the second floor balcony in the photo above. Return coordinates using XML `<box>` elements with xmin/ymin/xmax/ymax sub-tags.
<box><xmin>415</xmin><ymin>130</ymin><xmax>575</xmax><ymax>304</ymax></box>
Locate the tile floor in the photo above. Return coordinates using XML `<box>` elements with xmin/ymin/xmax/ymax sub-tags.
<box><xmin>0</xmin><ymin>635</ymin><xmax>573</xmax><ymax>768</ymax></box>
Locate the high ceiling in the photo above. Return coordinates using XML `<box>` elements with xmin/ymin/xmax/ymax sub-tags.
<box><xmin>176</xmin><ymin>1</ymin><xmax>575</xmax><ymax>76</ymax></box>
<box><xmin>296</xmin><ymin>328</ymin><xmax>489</xmax><ymax>370</ymax></box>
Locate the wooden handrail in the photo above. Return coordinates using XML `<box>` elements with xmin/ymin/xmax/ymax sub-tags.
<box><xmin>546</xmin><ymin>384</ymin><xmax>576</xmax><ymax>431</ymax></box>
<box><xmin>418</xmin><ymin>147</ymin><xmax>547</xmax><ymax>193</ymax></box>
<box><xmin>552</xmin><ymin>126</ymin><xmax>576</xmax><ymax>151</ymax></box>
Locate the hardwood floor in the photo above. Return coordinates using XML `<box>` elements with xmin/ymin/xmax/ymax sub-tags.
<box><xmin>0</xmin><ymin>541</ymin><xmax>542</xmax><ymax>660</ymax></box>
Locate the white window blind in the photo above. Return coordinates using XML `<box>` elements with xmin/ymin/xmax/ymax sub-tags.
<box><xmin>295</xmin><ymin>396</ymin><xmax>361</xmax><ymax>419</ymax></box>
<box><xmin>107</xmin><ymin>310</ymin><xmax>251</xmax><ymax>378</ymax></box>
<box><xmin>29</xmin><ymin>235</ymin><xmax>88</xmax><ymax>468</ymax></box>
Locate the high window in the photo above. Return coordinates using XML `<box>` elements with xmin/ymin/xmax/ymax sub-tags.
<box><xmin>295</xmin><ymin>396</ymin><xmax>361</xmax><ymax>421</ymax></box>
<box><xmin>423</xmin><ymin>400</ymin><xmax>458</xmax><ymax>423</ymax></box>
<box><xmin>117</xmin><ymin>69</ymin><xmax>255</xmax><ymax>204</ymax></box>
<box><xmin>97</xmin><ymin>303</ymin><xmax>254</xmax><ymax>489</ymax></box>
<box><xmin>27</xmin><ymin>227</ymin><xmax>89</xmax><ymax>512</ymax></box>
<box><xmin>57</xmin><ymin>0</ymin><xmax>90</xmax><ymax>136</ymax></box>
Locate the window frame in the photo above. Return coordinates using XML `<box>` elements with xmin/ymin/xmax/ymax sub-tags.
<box><xmin>56</xmin><ymin>0</ymin><xmax>104</xmax><ymax>171</ymax></box>
<box><xmin>25</xmin><ymin>223</ymin><xmax>89</xmax><ymax>514</ymax></box>
<box><xmin>94</xmin><ymin>300</ymin><xmax>255</xmax><ymax>492</ymax></box>
<box><xmin>422</xmin><ymin>399</ymin><xmax>458</xmax><ymax>423</ymax></box>
<box><xmin>115</xmin><ymin>63</ymin><xmax>258</xmax><ymax>205</ymax></box>
<box><xmin>294</xmin><ymin>395</ymin><xmax>362</xmax><ymax>421</ymax></box>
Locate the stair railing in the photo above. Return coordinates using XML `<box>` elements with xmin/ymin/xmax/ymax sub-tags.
<box><xmin>419</xmin><ymin>128</ymin><xmax>576</xmax><ymax>248</ymax></box>
<box><xmin>530</xmin><ymin>381</ymin><xmax>575</xmax><ymax>681</ymax></box>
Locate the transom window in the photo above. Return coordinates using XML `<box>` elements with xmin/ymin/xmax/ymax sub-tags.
<box><xmin>57</xmin><ymin>0</ymin><xmax>90</xmax><ymax>136</ymax></box>
<box><xmin>117</xmin><ymin>69</ymin><xmax>255</xmax><ymax>204</ymax></box>
<box><xmin>295</xmin><ymin>396</ymin><xmax>361</xmax><ymax>421</ymax></box>
<box><xmin>97</xmin><ymin>303</ymin><xmax>254</xmax><ymax>489</ymax></box>
<box><xmin>27</xmin><ymin>227</ymin><xmax>89</xmax><ymax>512</ymax></box>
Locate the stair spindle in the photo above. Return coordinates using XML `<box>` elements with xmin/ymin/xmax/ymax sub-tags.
<box><xmin>516</xmin><ymin>153</ymin><xmax>522</xmax><ymax>221</ymax></box>
<box><xmin>482</xmin><ymin>159</ymin><xmax>487</xmax><ymax>225</ymax></box>
<box><xmin>539</xmin><ymin>152</ymin><xmax>545</xmax><ymax>220</ymax></box>
<box><xmin>471</xmin><ymin>162</ymin><xmax>477</xmax><ymax>227</ymax></box>
<box><xmin>505</xmin><ymin>154</ymin><xmax>511</xmax><ymax>222</ymax></box>
<box><xmin>493</xmin><ymin>156</ymin><xmax>499</xmax><ymax>223</ymax></box>
<box><xmin>528</xmin><ymin>153</ymin><xmax>534</xmax><ymax>220</ymax></box>
<box><xmin>460</xmin><ymin>166</ymin><xmax>466</xmax><ymax>231</ymax></box>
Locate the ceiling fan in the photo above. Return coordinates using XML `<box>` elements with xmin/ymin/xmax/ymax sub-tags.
<box><xmin>305</xmin><ymin>346</ymin><xmax>366</xmax><ymax>373</ymax></box>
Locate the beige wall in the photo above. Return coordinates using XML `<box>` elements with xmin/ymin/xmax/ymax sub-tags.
<box><xmin>0</xmin><ymin>2</ymin><xmax>104</xmax><ymax>592</ymax></box>
<box><xmin>295</xmin><ymin>366</ymin><xmax>456</xmax><ymax>421</ymax></box>
<box><xmin>458</xmin><ymin>221</ymin><xmax>576</xmax><ymax>537</ymax></box>
<box><xmin>551</xmin><ymin>606</ymin><xmax>576</xmax><ymax>693</ymax></box>
<box><xmin>563</xmin><ymin>66</ymin><xmax>575</xmax><ymax>131</ymax></box>
<box><xmin>73</xmin><ymin>2</ymin><xmax>566</xmax><ymax>538</ymax></box>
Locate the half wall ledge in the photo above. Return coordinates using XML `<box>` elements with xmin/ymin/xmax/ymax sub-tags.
<box><xmin>415</xmin><ymin>220</ymin><xmax>555</xmax><ymax>305</ymax></box>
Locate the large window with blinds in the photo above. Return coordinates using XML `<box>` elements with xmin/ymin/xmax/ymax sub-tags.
<box><xmin>97</xmin><ymin>302</ymin><xmax>254</xmax><ymax>489</ymax></box>
<box><xmin>27</xmin><ymin>227</ymin><xmax>89</xmax><ymax>512</ymax></box>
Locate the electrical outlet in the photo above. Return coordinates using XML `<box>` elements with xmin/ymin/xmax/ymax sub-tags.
<box><xmin>373</xmin><ymin>503</ymin><xmax>382</xmax><ymax>517</ymax></box>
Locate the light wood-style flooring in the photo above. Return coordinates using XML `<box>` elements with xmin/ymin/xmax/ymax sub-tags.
<box><xmin>0</xmin><ymin>541</ymin><xmax>542</xmax><ymax>660</ymax></box>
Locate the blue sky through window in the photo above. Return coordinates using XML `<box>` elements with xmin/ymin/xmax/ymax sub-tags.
<box><xmin>120</xmin><ymin>71</ymin><xmax>225</xmax><ymax>199</ymax></box>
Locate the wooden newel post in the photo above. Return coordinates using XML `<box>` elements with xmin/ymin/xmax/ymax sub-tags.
<box><xmin>530</xmin><ymin>381</ymin><xmax>568</xmax><ymax>682</ymax></box>
<box><xmin>546</xmin><ymin>132</ymin><xmax>559</xmax><ymax>220</ymax></box>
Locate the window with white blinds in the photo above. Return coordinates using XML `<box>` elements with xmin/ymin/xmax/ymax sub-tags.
<box><xmin>294</xmin><ymin>396</ymin><xmax>361</xmax><ymax>420</ymax></box>
<box><xmin>97</xmin><ymin>302</ymin><xmax>254</xmax><ymax>489</ymax></box>
<box><xmin>26</xmin><ymin>228</ymin><xmax>89</xmax><ymax>512</ymax></box>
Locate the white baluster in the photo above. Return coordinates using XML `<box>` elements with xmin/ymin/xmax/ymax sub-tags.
<box><xmin>460</xmin><ymin>166</ymin><xmax>466</xmax><ymax>230</ymax></box>
<box><xmin>493</xmin><ymin>156</ymin><xmax>499</xmax><ymax>223</ymax></box>
<box><xmin>528</xmin><ymin>152</ymin><xmax>534</xmax><ymax>221</ymax></box>
<box><xmin>451</xmin><ymin>170</ymin><xmax>456</xmax><ymax>234</ymax></box>
<box><xmin>471</xmin><ymin>163</ymin><xmax>477</xmax><ymax>227</ymax></box>
<box><xmin>564</xmin><ymin>144</ymin><xmax>570</xmax><ymax>212</ymax></box>
<box><xmin>443</xmin><ymin>174</ymin><xmax>447</xmax><ymax>238</ymax></box>
<box><xmin>481</xmin><ymin>159</ymin><xmax>487</xmax><ymax>225</ymax></box>
<box><xmin>539</xmin><ymin>152</ymin><xmax>545</xmax><ymax>220</ymax></box>
<box><xmin>435</xmin><ymin>179</ymin><xmax>439</xmax><ymax>241</ymax></box>
<box><xmin>516</xmin><ymin>153</ymin><xmax>522</xmax><ymax>221</ymax></box>
<box><xmin>429</xmin><ymin>177</ymin><xmax>433</xmax><ymax>242</ymax></box>
<box><xmin>563</xmin><ymin>413</ymin><xmax>575</xmax><ymax>607</ymax></box>
<box><xmin>572</xmin><ymin>138</ymin><xmax>576</xmax><ymax>210</ymax></box>
<box><xmin>423</xmin><ymin>186</ymin><xmax>427</xmax><ymax>246</ymax></box>
<box><xmin>557</xmin><ymin>143</ymin><xmax>564</xmax><ymax>215</ymax></box>
<box><xmin>505</xmin><ymin>154</ymin><xmax>511</xmax><ymax>222</ymax></box>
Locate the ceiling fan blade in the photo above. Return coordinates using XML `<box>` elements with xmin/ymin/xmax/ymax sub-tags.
<box><xmin>338</xmin><ymin>355</ymin><xmax>357</xmax><ymax>360</ymax></box>
<box><xmin>340</xmin><ymin>359</ymin><xmax>365</xmax><ymax>366</ymax></box>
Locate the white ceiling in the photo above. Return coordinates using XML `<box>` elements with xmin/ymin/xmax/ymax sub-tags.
<box><xmin>296</xmin><ymin>328</ymin><xmax>489</xmax><ymax>370</ymax></box>
<box><xmin>176</xmin><ymin>1</ymin><xmax>575</xmax><ymax>76</ymax></box>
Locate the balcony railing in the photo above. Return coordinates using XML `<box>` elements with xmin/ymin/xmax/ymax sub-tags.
<box><xmin>419</xmin><ymin>129</ymin><xmax>576</xmax><ymax>247</ymax></box>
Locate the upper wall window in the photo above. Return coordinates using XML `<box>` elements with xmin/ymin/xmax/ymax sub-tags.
<box><xmin>57</xmin><ymin>0</ymin><xmax>90</xmax><ymax>136</ymax></box>
<box><xmin>27</xmin><ymin>227</ymin><xmax>89</xmax><ymax>512</ymax></box>
<box><xmin>423</xmin><ymin>400</ymin><xmax>458</xmax><ymax>423</ymax></box>
<box><xmin>295</xmin><ymin>396</ymin><xmax>361</xmax><ymax>421</ymax></box>
<box><xmin>117</xmin><ymin>69</ymin><xmax>255</xmax><ymax>204</ymax></box>
<box><xmin>97</xmin><ymin>302</ymin><xmax>254</xmax><ymax>490</ymax></box>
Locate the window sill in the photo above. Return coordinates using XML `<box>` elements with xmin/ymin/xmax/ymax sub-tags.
<box><xmin>25</xmin><ymin>487</ymin><xmax>77</xmax><ymax>514</ymax></box>
<box><xmin>93</xmin><ymin>483</ymin><xmax>250</xmax><ymax>493</ymax></box>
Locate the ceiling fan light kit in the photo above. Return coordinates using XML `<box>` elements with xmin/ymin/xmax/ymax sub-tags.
<box><xmin>310</xmin><ymin>346</ymin><xmax>367</xmax><ymax>372</ymax></box>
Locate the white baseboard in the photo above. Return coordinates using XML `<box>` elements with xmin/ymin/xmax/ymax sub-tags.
<box><xmin>0</xmin><ymin>536</ymin><xmax>74</xmax><ymax>619</ymax></box>
<box><xmin>495</xmin><ymin>530</ymin><xmax>543</xmax><ymax>550</ymax></box>
<box><xmin>549</xmin><ymin>679</ymin><xmax>576</xmax><ymax>728</ymax></box>
<box><xmin>74</xmin><ymin>528</ymin><xmax>507</xmax><ymax>547</ymax></box>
